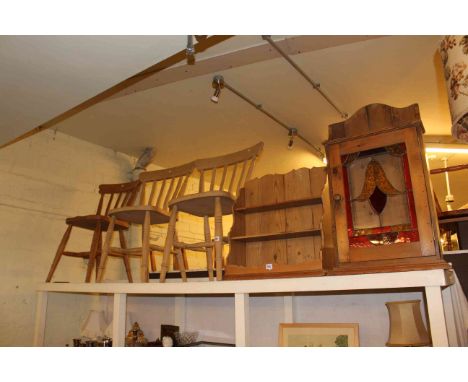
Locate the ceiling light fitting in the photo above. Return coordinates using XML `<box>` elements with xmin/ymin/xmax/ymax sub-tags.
<box><xmin>186</xmin><ymin>35</ymin><xmax>195</xmax><ymax>65</ymax></box>
<box><xmin>288</xmin><ymin>128</ymin><xmax>298</xmax><ymax>150</ymax></box>
<box><xmin>261</xmin><ymin>35</ymin><xmax>348</xmax><ymax>119</ymax></box>
<box><xmin>210</xmin><ymin>75</ymin><xmax>325</xmax><ymax>160</ymax></box>
<box><xmin>211</xmin><ymin>75</ymin><xmax>224</xmax><ymax>103</ymax></box>
<box><xmin>441</xmin><ymin>157</ymin><xmax>454</xmax><ymax>210</ymax></box>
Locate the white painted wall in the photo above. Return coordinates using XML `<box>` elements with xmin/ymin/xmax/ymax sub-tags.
<box><xmin>0</xmin><ymin>130</ymin><xmax>134</xmax><ymax>345</ymax></box>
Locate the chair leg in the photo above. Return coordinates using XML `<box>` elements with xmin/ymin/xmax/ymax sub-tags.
<box><xmin>181</xmin><ymin>249</ymin><xmax>188</xmax><ymax>269</ymax></box>
<box><xmin>141</xmin><ymin>220</ymin><xmax>156</xmax><ymax>274</ymax></box>
<box><xmin>172</xmin><ymin>244</ymin><xmax>188</xmax><ymax>271</ymax></box>
<box><xmin>172</xmin><ymin>252</ymin><xmax>178</xmax><ymax>270</ymax></box>
<box><xmin>46</xmin><ymin>225</ymin><xmax>73</xmax><ymax>282</ymax></box>
<box><xmin>214</xmin><ymin>197</ymin><xmax>223</xmax><ymax>281</ymax></box>
<box><xmin>95</xmin><ymin>255</ymin><xmax>101</xmax><ymax>276</ymax></box>
<box><xmin>85</xmin><ymin>224</ymin><xmax>102</xmax><ymax>283</ymax></box>
<box><xmin>150</xmin><ymin>251</ymin><xmax>157</xmax><ymax>272</ymax></box>
<box><xmin>176</xmin><ymin>249</ymin><xmax>187</xmax><ymax>282</ymax></box>
<box><xmin>172</xmin><ymin>231</ymin><xmax>179</xmax><ymax>271</ymax></box>
<box><xmin>174</xmin><ymin>231</ymin><xmax>187</xmax><ymax>282</ymax></box>
<box><xmin>94</xmin><ymin>233</ymin><xmax>102</xmax><ymax>281</ymax></box>
<box><xmin>141</xmin><ymin>211</ymin><xmax>151</xmax><ymax>283</ymax></box>
<box><xmin>97</xmin><ymin>216</ymin><xmax>115</xmax><ymax>282</ymax></box>
<box><xmin>139</xmin><ymin>219</ymin><xmax>156</xmax><ymax>274</ymax></box>
<box><xmin>204</xmin><ymin>216</ymin><xmax>214</xmax><ymax>281</ymax></box>
<box><xmin>119</xmin><ymin>230</ymin><xmax>133</xmax><ymax>283</ymax></box>
<box><xmin>160</xmin><ymin>206</ymin><xmax>178</xmax><ymax>283</ymax></box>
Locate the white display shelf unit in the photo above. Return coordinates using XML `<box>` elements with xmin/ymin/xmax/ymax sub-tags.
<box><xmin>34</xmin><ymin>269</ymin><xmax>454</xmax><ymax>347</ymax></box>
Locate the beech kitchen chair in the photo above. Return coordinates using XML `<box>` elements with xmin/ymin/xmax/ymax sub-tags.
<box><xmin>46</xmin><ymin>180</ymin><xmax>140</xmax><ymax>283</ymax></box>
<box><xmin>97</xmin><ymin>162</ymin><xmax>196</xmax><ymax>283</ymax></box>
<box><xmin>160</xmin><ymin>142</ymin><xmax>264</xmax><ymax>282</ymax></box>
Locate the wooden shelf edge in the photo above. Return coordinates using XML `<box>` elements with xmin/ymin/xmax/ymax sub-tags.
<box><xmin>328</xmin><ymin>259</ymin><xmax>450</xmax><ymax>276</ymax></box>
<box><xmin>230</xmin><ymin>229</ymin><xmax>321</xmax><ymax>242</ymax></box>
<box><xmin>234</xmin><ymin>197</ymin><xmax>322</xmax><ymax>214</ymax></box>
<box><xmin>224</xmin><ymin>262</ymin><xmax>324</xmax><ymax>280</ymax></box>
<box><xmin>37</xmin><ymin>269</ymin><xmax>452</xmax><ymax>295</ymax></box>
<box><xmin>443</xmin><ymin>250</ymin><xmax>468</xmax><ymax>255</ymax></box>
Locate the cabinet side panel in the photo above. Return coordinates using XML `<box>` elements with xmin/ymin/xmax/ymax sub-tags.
<box><xmin>415</xmin><ymin>130</ymin><xmax>442</xmax><ymax>257</ymax></box>
<box><xmin>403</xmin><ymin>129</ymin><xmax>437</xmax><ymax>257</ymax></box>
<box><xmin>328</xmin><ymin>144</ymin><xmax>350</xmax><ymax>263</ymax></box>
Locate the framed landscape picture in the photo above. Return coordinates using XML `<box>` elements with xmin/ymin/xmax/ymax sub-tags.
<box><xmin>278</xmin><ymin>323</ymin><xmax>360</xmax><ymax>347</ymax></box>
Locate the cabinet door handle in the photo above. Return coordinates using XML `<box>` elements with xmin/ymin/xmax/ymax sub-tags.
<box><xmin>333</xmin><ymin>194</ymin><xmax>342</xmax><ymax>202</ymax></box>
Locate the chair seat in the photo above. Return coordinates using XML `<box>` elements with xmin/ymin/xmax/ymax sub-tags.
<box><xmin>108</xmin><ymin>206</ymin><xmax>170</xmax><ymax>225</ymax></box>
<box><xmin>169</xmin><ymin>191</ymin><xmax>235</xmax><ymax>217</ymax></box>
<box><xmin>65</xmin><ymin>215</ymin><xmax>129</xmax><ymax>231</ymax></box>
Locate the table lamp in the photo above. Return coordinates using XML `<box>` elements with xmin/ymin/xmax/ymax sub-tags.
<box><xmin>439</xmin><ymin>36</ymin><xmax>468</xmax><ymax>143</ymax></box>
<box><xmin>80</xmin><ymin>310</ymin><xmax>107</xmax><ymax>339</ymax></box>
<box><xmin>385</xmin><ymin>300</ymin><xmax>431</xmax><ymax>346</ymax></box>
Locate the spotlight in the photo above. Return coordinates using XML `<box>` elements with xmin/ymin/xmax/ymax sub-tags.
<box><xmin>211</xmin><ymin>87</ymin><xmax>221</xmax><ymax>103</ymax></box>
<box><xmin>288</xmin><ymin>128</ymin><xmax>298</xmax><ymax>149</ymax></box>
<box><xmin>211</xmin><ymin>75</ymin><xmax>224</xmax><ymax>104</ymax></box>
<box><xmin>186</xmin><ymin>35</ymin><xmax>195</xmax><ymax>65</ymax></box>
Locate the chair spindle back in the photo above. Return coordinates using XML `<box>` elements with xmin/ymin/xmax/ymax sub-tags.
<box><xmin>96</xmin><ymin>180</ymin><xmax>141</xmax><ymax>216</ymax></box>
<box><xmin>138</xmin><ymin>162</ymin><xmax>196</xmax><ymax>212</ymax></box>
<box><xmin>194</xmin><ymin>142</ymin><xmax>264</xmax><ymax>197</ymax></box>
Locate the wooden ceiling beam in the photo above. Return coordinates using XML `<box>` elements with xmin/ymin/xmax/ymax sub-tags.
<box><xmin>1</xmin><ymin>35</ymin><xmax>234</xmax><ymax>149</ymax></box>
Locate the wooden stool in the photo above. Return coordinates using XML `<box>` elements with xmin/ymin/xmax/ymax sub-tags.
<box><xmin>97</xmin><ymin>162</ymin><xmax>195</xmax><ymax>283</ymax></box>
<box><xmin>160</xmin><ymin>142</ymin><xmax>264</xmax><ymax>282</ymax></box>
<box><xmin>45</xmin><ymin>181</ymin><xmax>140</xmax><ymax>283</ymax></box>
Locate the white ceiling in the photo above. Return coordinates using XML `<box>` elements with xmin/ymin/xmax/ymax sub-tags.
<box><xmin>0</xmin><ymin>35</ymin><xmax>187</xmax><ymax>144</ymax></box>
<box><xmin>3</xmin><ymin>35</ymin><xmax>462</xmax><ymax>179</ymax></box>
<box><xmin>1</xmin><ymin>35</ymin><xmax>308</xmax><ymax>147</ymax></box>
<box><xmin>52</xmin><ymin>35</ymin><xmax>454</xmax><ymax>174</ymax></box>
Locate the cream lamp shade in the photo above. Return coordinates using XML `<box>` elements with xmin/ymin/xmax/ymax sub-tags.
<box><xmin>385</xmin><ymin>300</ymin><xmax>431</xmax><ymax>347</ymax></box>
<box><xmin>439</xmin><ymin>36</ymin><xmax>468</xmax><ymax>143</ymax></box>
<box><xmin>80</xmin><ymin>310</ymin><xmax>107</xmax><ymax>339</ymax></box>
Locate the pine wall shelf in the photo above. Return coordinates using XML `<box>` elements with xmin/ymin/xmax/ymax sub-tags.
<box><xmin>34</xmin><ymin>269</ymin><xmax>454</xmax><ymax>347</ymax></box>
<box><xmin>233</xmin><ymin>197</ymin><xmax>322</xmax><ymax>214</ymax></box>
<box><xmin>225</xmin><ymin>168</ymin><xmax>328</xmax><ymax>279</ymax></box>
<box><xmin>229</xmin><ymin>228</ymin><xmax>321</xmax><ymax>242</ymax></box>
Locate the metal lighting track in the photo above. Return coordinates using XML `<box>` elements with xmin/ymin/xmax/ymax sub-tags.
<box><xmin>262</xmin><ymin>35</ymin><xmax>348</xmax><ymax>119</ymax></box>
<box><xmin>213</xmin><ymin>75</ymin><xmax>325</xmax><ymax>159</ymax></box>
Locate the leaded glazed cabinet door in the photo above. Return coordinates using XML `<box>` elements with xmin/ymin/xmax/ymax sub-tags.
<box><xmin>325</xmin><ymin>104</ymin><xmax>444</xmax><ymax>271</ymax></box>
